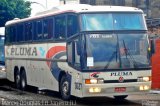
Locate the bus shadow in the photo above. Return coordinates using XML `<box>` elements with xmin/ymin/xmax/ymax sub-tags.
<box><xmin>24</xmin><ymin>88</ymin><xmax>142</xmax><ymax>106</ymax></box>
<box><xmin>74</xmin><ymin>97</ymin><xmax>141</xmax><ymax>106</ymax></box>
<box><xmin>41</xmin><ymin>90</ymin><xmax>141</xmax><ymax>106</ymax></box>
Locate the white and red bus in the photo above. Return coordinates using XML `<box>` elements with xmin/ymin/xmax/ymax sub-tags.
<box><xmin>5</xmin><ymin>4</ymin><xmax>151</xmax><ymax>100</ymax></box>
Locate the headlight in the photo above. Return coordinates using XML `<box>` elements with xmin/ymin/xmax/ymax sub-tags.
<box><xmin>139</xmin><ymin>85</ymin><xmax>150</xmax><ymax>91</ymax></box>
<box><xmin>89</xmin><ymin>87</ymin><xmax>101</xmax><ymax>93</ymax></box>
<box><xmin>0</xmin><ymin>66</ymin><xmax>5</xmax><ymax>72</ymax></box>
<box><xmin>138</xmin><ymin>76</ymin><xmax>151</xmax><ymax>82</ymax></box>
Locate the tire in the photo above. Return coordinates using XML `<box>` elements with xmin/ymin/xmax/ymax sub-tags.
<box><xmin>20</xmin><ymin>71</ymin><xmax>27</xmax><ymax>91</ymax></box>
<box><xmin>15</xmin><ymin>71</ymin><xmax>20</xmax><ymax>89</ymax></box>
<box><xmin>60</xmin><ymin>75</ymin><xmax>71</xmax><ymax>100</ymax></box>
<box><xmin>114</xmin><ymin>95</ymin><xmax>128</xmax><ymax>100</ymax></box>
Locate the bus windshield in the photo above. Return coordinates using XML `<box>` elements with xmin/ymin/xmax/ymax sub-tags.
<box><xmin>85</xmin><ymin>34</ymin><xmax>150</xmax><ymax>70</ymax></box>
<box><xmin>81</xmin><ymin>13</ymin><xmax>146</xmax><ymax>31</ymax></box>
<box><xmin>0</xmin><ymin>36</ymin><xmax>5</xmax><ymax>65</ymax></box>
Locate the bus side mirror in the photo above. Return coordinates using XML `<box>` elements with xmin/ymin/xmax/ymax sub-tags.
<box><xmin>150</xmin><ymin>40</ymin><xmax>155</xmax><ymax>55</ymax></box>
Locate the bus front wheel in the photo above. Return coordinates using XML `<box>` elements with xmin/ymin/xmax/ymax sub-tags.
<box><xmin>60</xmin><ymin>75</ymin><xmax>71</xmax><ymax>100</ymax></box>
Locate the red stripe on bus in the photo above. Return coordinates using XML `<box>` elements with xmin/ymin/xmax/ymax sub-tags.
<box><xmin>46</xmin><ymin>46</ymin><xmax>66</xmax><ymax>68</ymax></box>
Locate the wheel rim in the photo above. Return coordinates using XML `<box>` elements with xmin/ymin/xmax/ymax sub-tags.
<box><xmin>21</xmin><ymin>78</ymin><xmax>25</xmax><ymax>88</ymax></box>
<box><xmin>16</xmin><ymin>75</ymin><xmax>20</xmax><ymax>84</ymax></box>
<box><xmin>62</xmin><ymin>81</ymin><xmax>69</xmax><ymax>96</ymax></box>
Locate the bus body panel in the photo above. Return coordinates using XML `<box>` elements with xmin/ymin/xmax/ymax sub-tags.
<box><xmin>6</xmin><ymin>42</ymin><xmax>67</xmax><ymax>91</ymax></box>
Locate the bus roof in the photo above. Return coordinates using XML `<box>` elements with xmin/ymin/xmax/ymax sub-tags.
<box><xmin>0</xmin><ymin>27</ymin><xmax>5</xmax><ymax>36</ymax></box>
<box><xmin>5</xmin><ymin>4</ymin><xmax>143</xmax><ymax>26</ymax></box>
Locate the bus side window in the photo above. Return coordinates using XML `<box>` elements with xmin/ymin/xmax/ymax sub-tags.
<box><xmin>67</xmin><ymin>39</ymin><xmax>80</xmax><ymax>68</ymax></box>
<box><xmin>25</xmin><ymin>22</ymin><xmax>32</xmax><ymax>41</ymax></box>
<box><xmin>33</xmin><ymin>21</ymin><xmax>37</xmax><ymax>41</ymax></box>
<box><xmin>55</xmin><ymin>15</ymin><xmax>66</xmax><ymax>40</ymax></box>
<box><xmin>74</xmin><ymin>40</ymin><xmax>80</xmax><ymax>66</ymax></box>
<box><xmin>17</xmin><ymin>24</ymin><xmax>24</xmax><ymax>42</ymax></box>
<box><xmin>43</xmin><ymin>18</ymin><xmax>53</xmax><ymax>40</ymax></box>
<box><xmin>48</xmin><ymin>18</ymin><xmax>53</xmax><ymax>39</ymax></box>
<box><xmin>67</xmin><ymin>42</ymin><xmax>73</xmax><ymax>64</ymax></box>
<box><xmin>5</xmin><ymin>27</ymin><xmax>10</xmax><ymax>44</ymax></box>
<box><xmin>67</xmin><ymin>15</ymin><xmax>78</xmax><ymax>38</ymax></box>
<box><xmin>10</xmin><ymin>26</ymin><xmax>16</xmax><ymax>43</ymax></box>
<box><xmin>37</xmin><ymin>20</ymin><xmax>43</xmax><ymax>40</ymax></box>
<box><xmin>43</xmin><ymin>19</ymin><xmax>49</xmax><ymax>39</ymax></box>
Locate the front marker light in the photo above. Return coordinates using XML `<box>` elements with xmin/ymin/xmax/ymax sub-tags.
<box><xmin>85</xmin><ymin>79</ymin><xmax>98</xmax><ymax>84</ymax></box>
<box><xmin>90</xmin><ymin>79</ymin><xmax>98</xmax><ymax>84</ymax></box>
<box><xmin>138</xmin><ymin>76</ymin><xmax>151</xmax><ymax>82</ymax></box>
<box><xmin>143</xmin><ymin>77</ymin><xmax>150</xmax><ymax>82</ymax></box>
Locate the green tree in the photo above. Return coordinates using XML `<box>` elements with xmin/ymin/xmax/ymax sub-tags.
<box><xmin>0</xmin><ymin>0</ymin><xmax>31</xmax><ymax>27</ymax></box>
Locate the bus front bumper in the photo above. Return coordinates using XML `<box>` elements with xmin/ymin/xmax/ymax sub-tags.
<box><xmin>0</xmin><ymin>71</ymin><xmax>6</xmax><ymax>79</ymax></box>
<box><xmin>81</xmin><ymin>82</ymin><xmax>151</xmax><ymax>98</ymax></box>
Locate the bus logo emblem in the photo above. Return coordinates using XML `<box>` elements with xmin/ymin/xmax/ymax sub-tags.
<box><xmin>119</xmin><ymin>77</ymin><xmax>124</xmax><ymax>83</ymax></box>
<box><xmin>91</xmin><ymin>72</ymin><xmax>100</xmax><ymax>78</ymax></box>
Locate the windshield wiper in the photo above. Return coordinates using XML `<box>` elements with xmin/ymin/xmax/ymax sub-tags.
<box><xmin>104</xmin><ymin>35</ymin><xmax>119</xmax><ymax>69</ymax></box>
<box><xmin>122</xmin><ymin>40</ymin><xmax>138</xmax><ymax>68</ymax></box>
<box><xmin>104</xmin><ymin>51</ymin><xmax>117</xmax><ymax>69</ymax></box>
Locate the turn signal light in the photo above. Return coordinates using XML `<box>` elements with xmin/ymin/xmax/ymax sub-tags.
<box><xmin>85</xmin><ymin>79</ymin><xmax>98</xmax><ymax>84</ymax></box>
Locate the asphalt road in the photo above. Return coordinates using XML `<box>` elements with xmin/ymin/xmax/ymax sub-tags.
<box><xmin>0</xmin><ymin>80</ymin><xmax>160</xmax><ymax>106</ymax></box>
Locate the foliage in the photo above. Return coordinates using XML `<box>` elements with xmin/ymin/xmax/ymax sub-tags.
<box><xmin>0</xmin><ymin>0</ymin><xmax>31</xmax><ymax>27</ymax></box>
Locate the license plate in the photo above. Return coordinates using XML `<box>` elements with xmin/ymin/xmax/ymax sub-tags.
<box><xmin>115</xmin><ymin>87</ymin><xmax>126</xmax><ymax>92</ymax></box>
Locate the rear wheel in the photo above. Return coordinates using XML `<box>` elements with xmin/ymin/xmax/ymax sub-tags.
<box><xmin>60</xmin><ymin>75</ymin><xmax>71</xmax><ymax>100</ymax></box>
<box><xmin>20</xmin><ymin>71</ymin><xmax>27</xmax><ymax>91</ymax></box>
<box><xmin>15</xmin><ymin>71</ymin><xmax>20</xmax><ymax>89</ymax></box>
<box><xmin>114</xmin><ymin>95</ymin><xmax>128</xmax><ymax>100</ymax></box>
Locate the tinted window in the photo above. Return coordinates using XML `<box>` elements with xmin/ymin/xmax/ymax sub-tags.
<box><xmin>43</xmin><ymin>19</ymin><xmax>49</xmax><ymax>39</ymax></box>
<box><xmin>5</xmin><ymin>27</ymin><xmax>10</xmax><ymax>44</ymax></box>
<box><xmin>67</xmin><ymin>42</ymin><xmax>73</xmax><ymax>64</ymax></box>
<box><xmin>55</xmin><ymin>15</ymin><xmax>66</xmax><ymax>39</ymax></box>
<box><xmin>10</xmin><ymin>26</ymin><xmax>16</xmax><ymax>42</ymax></box>
<box><xmin>48</xmin><ymin>18</ymin><xmax>53</xmax><ymax>39</ymax></box>
<box><xmin>37</xmin><ymin>20</ymin><xmax>43</xmax><ymax>40</ymax></box>
<box><xmin>33</xmin><ymin>21</ymin><xmax>37</xmax><ymax>40</ymax></box>
<box><xmin>81</xmin><ymin>13</ymin><xmax>146</xmax><ymax>31</ymax></box>
<box><xmin>25</xmin><ymin>22</ymin><xmax>32</xmax><ymax>41</ymax></box>
<box><xmin>43</xmin><ymin>18</ymin><xmax>53</xmax><ymax>39</ymax></box>
<box><xmin>67</xmin><ymin>15</ymin><xmax>79</xmax><ymax>38</ymax></box>
<box><xmin>17</xmin><ymin>24</ymin><xmax>24</xmax><ymax>42</ymax></box>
